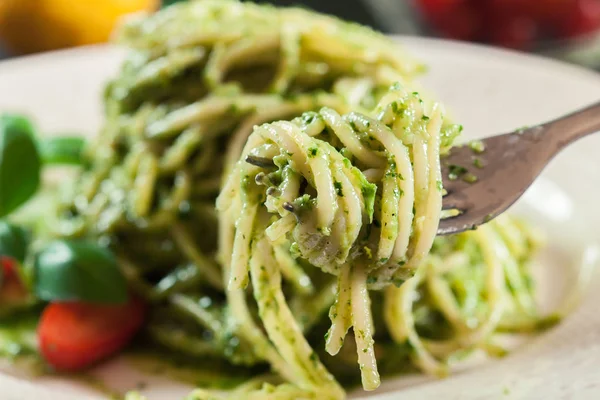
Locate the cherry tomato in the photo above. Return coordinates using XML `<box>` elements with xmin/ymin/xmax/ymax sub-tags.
<box><xmin>0</xmin><ymin>257</ymin><xmax>27</xmax><ymax>303</ymax></box>
<box><xmin>486</xmin><ymin>0</ymin><xmax>529</xmax><ymax>13</ymax></box>
<box><xmin>417</xmin><ymin>0</ymin><xmax>467</xmax><ymax>15</ymax></box>
<box><xmin>560</xmin><ymin>0</ymin><xmax>600</xmax><ymax>38</ymax></box>
<box><xmin>426</xmin><ymin>3</ymin><xmax>484</xmax><ymax>41</ymax></box>
<box><xmin>490</xmin><ymin>16</ymin><xmax>538</xmax><ymax>50</ymax></box>
<box><xmin>1</xmin><ymin>257</ymin><xmax>16</xmax><ymax>281</ymax></box>
<box><xmin>38</xmin><ymin>297</ymin><xmax>145</xmax><ymax>371</ymax></box>
<box><xmin>523</xmin><ymin>0</ymin><xmax>576</xmax><ymax>25</ymax></box>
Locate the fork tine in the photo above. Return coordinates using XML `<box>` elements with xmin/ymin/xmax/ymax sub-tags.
<box><xmin>437</xmin><ymin>212</ymin><xmax>479</xmax><ymax>235</ymax></box>
<box><xmin>440</xmin><ymin>189</ymin><xmax>469</xmax><ymax>211</ymax></box>
<box><xmin>442</xmin><ymin>201</ymin><xmax>461</xmax><ymax>211</ymax></box>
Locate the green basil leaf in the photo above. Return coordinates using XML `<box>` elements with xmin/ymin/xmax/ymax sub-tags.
<box><xmin>34</xmin><ymin>240</ymin><xmax>127</xmax><ymax>304</ymax></box>
<box><xmin>0</xmin><ymin>220</ymin><xmax>30</xmax><ymax>263</ymax></box>
<box><xmin>39</xmin><ymin>136</ymin><xmax>86</xmax><ymax>165</ymax></box>
<box><xmin>0</xmin><ymin>115</ymin><xmax>41</xmax><ymax>218</ymax></box>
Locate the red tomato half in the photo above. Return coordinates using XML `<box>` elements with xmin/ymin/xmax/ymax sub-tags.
<box><xmin>490</xmin><ymin>16</ymin><xmax>539</xmax><ymax>50</ymax></box>
<box><xmin>523</xmin><ymin>0</ymin><xmax>576</xmax><ymax>25</ymax></box>
<box><xmin>417</xmin><ymin>0</ymin><xmax>467</xmax><ymax>15</ymax></box>
<box><xmin>1</xmin><ymin>257</ymin><xmax>17</xmax><ymax>281</ymax></box>
<box><xmin>38</xmin><ymin>297</ymin><xmax>145</xmax><ymax>371</ymax></box>
<box><xmin>425</xmin><ymin>3</ymin><xmax>484</xmax><ymax>41</ymax></box>
<box><xmin>560</xmin><ymin>0</ymin><xmax>600</xmax><ymax>37</ymax></box>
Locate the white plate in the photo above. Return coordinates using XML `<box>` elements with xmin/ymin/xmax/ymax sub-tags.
<box><xmin>1</xmin><ymin>38</ymin><xmax>600</xmax><ymax>400</ymax></box>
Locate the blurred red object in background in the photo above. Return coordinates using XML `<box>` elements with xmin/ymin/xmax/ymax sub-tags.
<box><xmin>415</xmin><ymin>0</ymin><xmax>600</xmax><ymax>50</ymax></box>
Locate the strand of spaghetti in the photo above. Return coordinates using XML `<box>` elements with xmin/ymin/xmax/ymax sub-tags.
<box><xmin>319</xmin><ymin>108</ymin><xmax>384</xmax><ymax>167</ymax></box>
<box><xmin>130</xmin><ymin>154</ymin><xmax>158</xmax><ymax>218</ymax></box>
<box><xmin>399</xmin><ymin>103</ymin><xmax>443</xmax><ymax>275</ymax></box>
<box><xmin>250</xmin><ymin>236</ymin><xmax>344</xmax><ymax>397</ymax></box>
<box><xmin>423</xmin><ymin>227</ymin><xmax>506</xmax><ymax>357</ymax></box>
<box><xmin>270</xmin><ymin>24</ymin><xmax>300</xmax><ymax>93</ymax></box>
<box><xmin>350</xmin><ymin>264</ymin><xmax>380</xmax><ymax>390</ymax></box>
<box><xmin>224</xmin><ymin>102</ymin><xmax>308</xmax><ymax>174</ymax></box>
<box><xmin>146</xmin><ymin>95</ymin><xmax>281</xmax><ymax>139</ymax></box>
<box><xmin>496</xmin><ymin>233</ymin><xmax>537</xmax><ymax>315</ymax></box>
<box><xmin>204</xmin><ymin>35</ymin><xmax>280</xmax><ymax>90</ymax></box>
<box><xmin>170</xmin><ymin>223</ymin><xmax>223</xmax><ymax>290</ymax></box>
<box><xmin>261</xmin><ymin>122</ymin><xmax>338</xmax><ymax>233</ymax></box>
<box><xmin>222</xmin><ymin>231</ymin><xmax>296</xmax><ymax>382</ymax></box>
<box><xmin>325</xmin><ymin>265</ymin><xmax>353</xmax><ymax>356</ymax></box>
<box><xmin>265</xmin><ymin>214</ymin><xmax>296</xmax><ymax>243</ymax></box>
<box><xmin>384</xmin><ymin>265</ymin><xmax>448</xmax><ymax>376</ymax></box>
<box><xmin>229</xmin><ymin>197</ymin><xmax>258</xmax><ymax>289</ymax></box>
<box><xmin>426</xmin><ymin>262</ymin><xmax>469</xmax><ymax>333</ymax></box>
<box><xmin>345</xmin><ymin>113</ymin><xmax>414</xmax><ymax>270</ymax></box>
<box><xmin>494</xmin><ymin>215</ymin><xmax>528</xmax><ymax>258</ymax></box>
<box><xmin>216</xmin><ymin>184</ymin><xmax>295</xmax><ymax>375</ymax></box>
<box><xmin>159</xmin><ymin>125</ymin><xmax>204</xmax><ymax>173</ymax></box>
<box><xmin>322</xmin><ymin>142</ymin><xmax>364</xmax><ymax>262</ymax></box>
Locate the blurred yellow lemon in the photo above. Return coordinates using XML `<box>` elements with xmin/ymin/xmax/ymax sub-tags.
<box><xmin>0</xmin><ymin>0</ymin><xmax>158</xmax><ymax>54</ymax></box>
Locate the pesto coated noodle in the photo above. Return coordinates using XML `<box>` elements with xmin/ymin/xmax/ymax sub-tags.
<box><xmin>0</xmin><ymin>1</ymin><xmax>566</xmax><ymax>400</ymax></box>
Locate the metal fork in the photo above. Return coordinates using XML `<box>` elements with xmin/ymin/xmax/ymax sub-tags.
<box><xmin>438</xmin><ymin>101</ymin><xmax>600</xmax><ymax>235</ymax></box>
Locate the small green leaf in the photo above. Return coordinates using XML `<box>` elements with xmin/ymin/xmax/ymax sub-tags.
<box><xmin>39</xmin><ymin>136</ymin><xmax>86</xmax><ymax>165</ymax></box>
<box><xmin>34</xmin><ymin>240</ymin><xmax>127</xmax><ymax>304</ymax></box>
<box><xmin>0</xmin><ymin>220</ymin><xmax>30</xmax><ymax>263</ymax></box>
<box><xmin>0</xmin><ymin>115</ymin><xmax>41</xmax><ymax>218</ymax></box>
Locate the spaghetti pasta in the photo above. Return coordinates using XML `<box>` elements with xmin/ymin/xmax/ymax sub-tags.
<box><xmin>0</xmin><ymin>1</ymin><xmax>561</xmax><ymax>400</ymax></box>
<box><xmin>218</xmin><ymin>84</ymin><xmax>458</xmax><ymax>390</ymax></box>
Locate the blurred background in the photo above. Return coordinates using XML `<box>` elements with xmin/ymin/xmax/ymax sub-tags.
<box><xmin>0</xmin><ymin>0</ymin><xmax>599</xmax><ymax>69</ymax></box>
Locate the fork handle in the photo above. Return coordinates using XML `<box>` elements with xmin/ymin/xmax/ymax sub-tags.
<box><xmin>538</xmin><ymin>100</ymin><xmax>600</xmax><ymax>149</ymax></box>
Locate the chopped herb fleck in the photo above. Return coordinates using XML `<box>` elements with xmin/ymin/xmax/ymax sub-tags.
<box><xmin>436</xmin><ymin>180</ymin><xmax>443</xmax><ymax>191</ymax></box>
<box><xmin>448</xmin><ymin>164</ymin><xmax>468</xmax><ymax>180</ymax></box>
<box><xmin>422</xmin><ymin>115</ymin><xmax>430</xmax><ymax>121</ymax></box>
<box><xmin>289</xmin><ymin>242</ymin><xmax>301</xmax><ymax>258</ymax></box>
<box><xmin>463</xmin><ymin>173</ymin><xmax>478</xmax><ymax>183</ymax></box>
<box><xmin>516</xmin><ymin>125</ymin><xmax>530</xmax><ymax>134</ymax></box>
<box><xmin>301</xmin><ymin>112</ymin><xmax>318</xmax><ymax>125</ymax></box>
<box><xmin>334</xmin><ymin>181</ymin><xmax>343</xmax><ymax>197</ymax></box>
<box><xmin>468</xmin><ymin>140</ymin><xmax>485</xmax><ymax>153</ymax></box>
<box><xmin>535</xmin><ymin>314</ymin><xmax>561</xmax><ymax>331</ymax></box>
<box><xmin>308</xmin><ymin>147</ymin><xmax>318</xmax><ymax>157</ymax></box>
<box><xmin>473</xmin><ymin>157</ymin><xmax>484</xmax><ymax>169</ymax></box>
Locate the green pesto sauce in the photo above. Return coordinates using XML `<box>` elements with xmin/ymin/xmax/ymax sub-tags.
<box><xmin>124</xmin><ymin>347</ymin><xmax>257</xmax><ymax>390</ymax></box>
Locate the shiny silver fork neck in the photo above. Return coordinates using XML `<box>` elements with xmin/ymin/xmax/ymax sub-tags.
<box><xmin>438</xmin><ymin>100</ymin><xmax>600</xmax><ymax>235</ymax></box>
